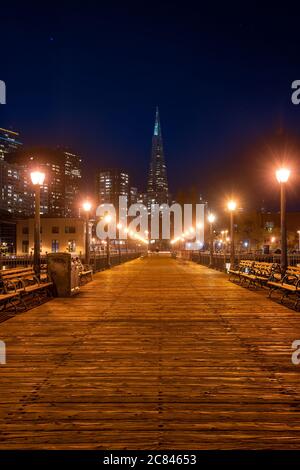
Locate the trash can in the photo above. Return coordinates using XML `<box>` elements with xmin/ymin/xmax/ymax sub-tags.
<box><xmin>47</xmin><ymin>253</ymin><xmax>80</xmax><ymax>297</ymax></box>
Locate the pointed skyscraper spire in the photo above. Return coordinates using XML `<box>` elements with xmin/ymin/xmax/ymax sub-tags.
<box><xmin>153</xmin><ymin>106</ymin><xmax>161</xmax><ymax>137</ymax></box>
<box><xmin>147</xmin><ymin>107</ymin><xmax>169</xmax><ymax>208</ymax></box>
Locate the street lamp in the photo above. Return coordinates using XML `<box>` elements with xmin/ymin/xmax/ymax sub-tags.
<box><xmin>82</xmin><ymin>201</ymin><xmax>92</xmax><ymax>266</ymax></box>
<box><xmin>227</xmin><ymin>200</ymin><xmax>237</xmax><ymax>267</ymax></box>
<box><xmin>207</xmin><ymin>213</ymin><xmax>216</xmax><ymax>267</ymax></box>
<box><xmin>117</xmin><ymin>223</ymin><xmax>123</xmax><ymax>263</ymax></box>
<box><xmin>297</xmin><ymin>231</ymin><xmax>300</xmax><ymax>252</ymax></box>
<box><xmin>276</xmin><ymin>168</ymin><xmax>290</xmax><ymax>272</ymax></box>
<box><xmin>104</xmin><ymin>214</ymin><xmax>112</xmax><ymax>267</ymax></box>
<box><xmin>30</xmin><ymin>170</ymin><xmax>45</xmax><ymax>277</ymax></box>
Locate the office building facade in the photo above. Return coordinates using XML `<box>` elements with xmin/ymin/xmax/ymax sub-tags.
<box><xmin>95</xmin><ymin>169</ymin><xmax>129</xmax><ymax>208</ymax></box>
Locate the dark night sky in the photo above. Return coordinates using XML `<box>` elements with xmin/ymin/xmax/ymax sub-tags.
<box><xmin>2</xmin><ymin>2</ymin><xmax>300</xmax><ymax>209</ymax></box>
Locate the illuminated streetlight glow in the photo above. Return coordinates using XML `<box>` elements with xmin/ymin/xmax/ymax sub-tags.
<box><xmin>227</xmin><ymin>200</ymin><xmax>237</xmax><ymax>211</ymax></box>
<box><xmin>104</xmin><ymin>214</ymin><xmax>112</xmax><ymax>224</ymax></box>
<box><xmin>82</xmin><ymin>201</ymin><xmax>92</xmax><ymax>212</ymax></box>
<box><xmin>30</xmin><ymin>170</ymin><xmax>45</xmax><ymax>186</ymax></box>
<box><xmin>276</xmin><ymin>168</ymin><xmax>290</xmax><ymax>184</ymax></box>
<box><xmin>207</xmin><ymin>213</ymin><xmax>216</xmax><ymax>224</ymax></box>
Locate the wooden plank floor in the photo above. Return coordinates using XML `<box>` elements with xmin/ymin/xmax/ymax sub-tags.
<box><xmin>0</xmin><ymin>255</ymin><xmax>300</xmax><ymax>449</ymax></box>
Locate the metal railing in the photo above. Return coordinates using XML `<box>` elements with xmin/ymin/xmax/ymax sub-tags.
<box><xmin>0</xmin><ymin>255</ymin><xmax>40</xmax><ymax>270</ymax></box>
<box><xmin>178</xmin><ymin>250</ymin><xmax>300</xmax><ymax>271</ymax></box>
<box><xmin>0</xmin><ymin>250</ymin><xmax>144</xmax><ymax>272</ymax></box>
<box><xmin>89</xmin><ymin>251</ymin><xmax>143</xmax><ymax>272</ymax></box>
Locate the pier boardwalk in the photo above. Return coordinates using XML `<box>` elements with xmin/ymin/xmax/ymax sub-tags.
<box><xmin>0</xmin><ymin>255</ymin><xmax>300</xmax><ymax>449</ymax></box>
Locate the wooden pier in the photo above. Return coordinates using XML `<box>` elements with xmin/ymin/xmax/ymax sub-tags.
<box><xmin>0</xmin><ymin>255</ymin><xmax>299</xmax><ymax>449</ymax></box>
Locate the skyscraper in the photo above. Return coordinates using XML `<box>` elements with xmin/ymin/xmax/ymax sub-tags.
<box><xmin>7</xmin><ymin>147</ymin><xmax>82</xmax><ymax>217</ymax></box>
<box><xmin>147</xmin><ymin>107</ymin><xmax>169</xmax><ymax>208</ymax></box>
<box><xmin>63</xmin><ymin>150</ymin><xmax>82</xmax><ymax>217</ymax></box>
<box><xmin>0</xmin><ymin>129</ymin><xmax>30</xmax><ymax>215</ymax></box>
<box><xmin>95</xmin><ymin>169</ymin><xmax>129</xmax><ymax>209</ymax></box>
<box><xmin>0</xmin><ymin>128</ymin><xmax>22</xmax><ymax>161</ymax></box>
<box><xmin>0</xmin><ymin>159</ymin><xmax>32</xmax><ymax>215</ymax></box>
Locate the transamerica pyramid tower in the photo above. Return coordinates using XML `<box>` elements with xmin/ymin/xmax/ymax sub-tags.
<box><xmin>147</xmin><ymin>107</ymin><xmax>169</xmax><ymax>208</ymax></box>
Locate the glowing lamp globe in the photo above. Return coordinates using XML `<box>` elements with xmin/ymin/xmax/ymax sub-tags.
<box><xmin>276</xmin><ymin>168</ymin><xmax>290</xmax><ymax>183</ymax></box>
<box><xmin>208</xmin><ymin>213</ymin><xmax>216</xmax><ymax>224</ymax></box>
<box><xmin>227</xmin><ymin>200</ymin><xmax>237</xmax><ymax>212</ymax></box>
<box><xmin>104</xmin><ymin>214</ymin><xmax>112</xmax><ymax>224</ymax></box>
<box><xmin>30</xmin><ymin>171</ymin><xmax>45</xmax><ymax>186</ymax></box>
<box><xmin>82</xmin><ymin>201</ymin><xmax>92</xmax><ymax>212</ymax></box>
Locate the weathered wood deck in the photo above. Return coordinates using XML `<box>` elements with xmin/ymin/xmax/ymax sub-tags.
<box><xmin>0</xmin><ymin>255</ymin><xmax>299</xmax><ymax>449</ymax></box>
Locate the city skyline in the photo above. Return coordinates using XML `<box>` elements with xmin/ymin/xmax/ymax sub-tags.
<box><xmin>0</xmin><ymin>107</ymin><xmax>170</xmax><ymax>218</ymax></box>
<box><xmin>2</xmin><ymin>4</ymin><xmax>300</xmax><ymax>211</ymax></box>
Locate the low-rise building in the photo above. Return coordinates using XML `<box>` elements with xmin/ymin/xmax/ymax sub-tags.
<box><xmin>16</xmin><ymin>217</ymin><xmax>87</xmax><ymax>256</ymax></box>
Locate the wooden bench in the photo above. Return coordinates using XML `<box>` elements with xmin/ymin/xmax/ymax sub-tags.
<box><xmin>0</xmin><ymin>267</ymin><xmax>53</xmax><ymax>311</ymax></box>
<box><xmin>73</xmin><ymin>260</ymin><xmax>93</xmax><ymax>285</ymax></box>
<box><xmin>0</xmin><ymin>291</ymin><xmax>22</xmax><ymax>312</ymax></box>
<box><xmin>229</xmin><ymin>260</ymin><xmax>280</xmax><ymax>289</ymax></box>
<box><xmin>250</xmin><ymin>262</ymin><xmax>280</xmax><ymax>288</ymax></box>
<box><xmin>0</xmin><ymin>266</ymin><xmax>33</xmax><ymax>280</ymax></box>
<box><xmin>268</xmin><ymin>265</ymin><xmax>300</xmax><ymax>309</ymax></box>
<box><xmin>228</xmin><ymin>260</ymin><xmax>254</xmax><ymax>283</ymax></box>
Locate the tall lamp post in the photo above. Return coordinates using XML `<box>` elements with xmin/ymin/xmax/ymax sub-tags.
<box><xmin>82</xmin><ymin>201</ymin><xmax>92</xmax><ymax>266</ymax></box>
<box><xmin>227</xmin><ymin>200</ymin><xmax>237</xmax><ymax>268</ymax></box>
<box><xmin>117</xmin><ymin>223</ymin><xmax>123</xmax><ymax>264</ymax></box>
<box><xmin>276</xmin><ymin>168</ymin><xmax>290</xmax><ymax>272</ymax></box>
<box><xmin>297</xmin><ymin>230</ymin><xmax>300</xmax><ymax>252</ymax></box>
<box><xmin>207</xmin><ymin>213</ymin><xmax>216</xmax><ymax>267</ymax></box>
<box><xmin>31</xmin><ymin>170</ymin><xmax>46</xmax><ymax>277</ymax></box>
<box><xmin>104</xmin><ymin>214</ymin><xmax>112</xmax><ymax>267</ymax></box>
